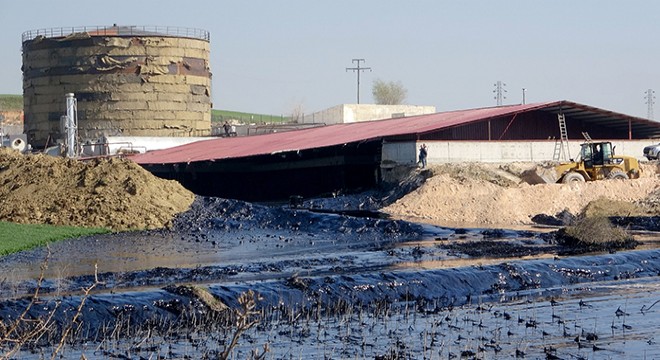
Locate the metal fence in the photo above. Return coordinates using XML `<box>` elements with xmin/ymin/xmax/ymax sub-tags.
<box><xmin>22</xmin><ymin>25</ymin><xmax>210</xmax><ymax>42</ymax></box>
<box><xmin>212</xmin><ymin>114</ymin><xmax>290</xmax><ymax>124</ymax></box>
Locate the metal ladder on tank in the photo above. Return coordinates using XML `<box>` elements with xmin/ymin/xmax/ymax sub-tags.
<box><xmin>552</xmin><ymin>113</ymin><xmax>570</xmax><ymax>161</ymax></box>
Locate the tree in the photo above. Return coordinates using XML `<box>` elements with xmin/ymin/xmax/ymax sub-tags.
<box><xmin>289</xmin><ymin>102</ymin><xmax>304</xmax><ymax>123</ymax></box>
<box><xmin>372</xmin><ymin>79</ymin><xmax>408</xmax><ymax>105</ymax></box>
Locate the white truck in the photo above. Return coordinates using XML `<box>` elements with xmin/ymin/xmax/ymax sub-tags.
<box><xmin>643</xmin><ymin>143</ymin><xmax>660</xmax><ymax>160</ymax></box>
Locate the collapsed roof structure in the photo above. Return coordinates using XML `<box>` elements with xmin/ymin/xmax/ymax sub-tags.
<box><xmin>132</xmin><ymin>100</ymin><xmax>660</xmax><ymax>201</ymax></box>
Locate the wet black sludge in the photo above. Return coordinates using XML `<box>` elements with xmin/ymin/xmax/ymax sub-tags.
<box><xmin>0</xmin><ymin>194</ymin><xmax>659</xmax><ymax>359</ymax></box>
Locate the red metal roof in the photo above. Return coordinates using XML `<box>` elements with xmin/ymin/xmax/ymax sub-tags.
<box><xmin>131</xmin><ymin>100</ymin><xmax>657</xmax><ymax>165</ymax></box>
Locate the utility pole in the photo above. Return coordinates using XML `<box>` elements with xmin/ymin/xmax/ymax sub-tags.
<box><xmin>493</xmin><ymin>81</ymin><xmax>507</xmax><ymax>106</ymax></box>
<box><xmin>645</xmin><ymin>88</ymin><xmax>655</xmax><ymax>120</ymax></box>
<box><xmin>346</xmin><ymin>59</ymin><xmax>371</xmax><ymax>104</ymax></box>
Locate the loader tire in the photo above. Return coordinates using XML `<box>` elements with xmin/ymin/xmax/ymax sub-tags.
<box><xmin>562</xmin><ymin>172</ymin><xmax>585</xmax><ymax>183</ymax></box>
<box><xmin>607</xmin><ymin>170</ymin><xmax>628</xmax><ymax>180</ymax></box>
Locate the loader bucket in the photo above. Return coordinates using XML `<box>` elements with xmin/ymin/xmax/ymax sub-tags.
<box><xmin>520</xmin><ymin>166</ymin><xmax>559</xmax><ymax>184</ymax></box>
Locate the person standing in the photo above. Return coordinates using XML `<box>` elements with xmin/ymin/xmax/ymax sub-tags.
<box><xmin>418</xmin><ymin>144</ymin><xmax>428</xmax><ymax>169</ymax></box>
<box><xmin>223</xmin><ymin>122</ymin><xmax>231</xmax><ymax>137</ymax></box>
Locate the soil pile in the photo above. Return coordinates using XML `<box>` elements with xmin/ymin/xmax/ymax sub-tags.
<box><xmin>0</xmin><ymin>148</ymin><xmax>194</xmax><ymax>230</ymax></box>
<box><xmin>383</xmin><ymin>162</ymin><xmax>660</xmax><ymax>226</ymax></box>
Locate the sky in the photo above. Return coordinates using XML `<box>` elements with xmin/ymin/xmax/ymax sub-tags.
<box><xmin>1</xmin><ymin>0</ymin><xmax>659</xmax><ymax>118</ymax></box>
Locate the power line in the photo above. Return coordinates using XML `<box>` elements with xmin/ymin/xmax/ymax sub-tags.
<box><xmin>645</xmin><ymin>88</ymin><xmax>655</xmax><ymax>120</ymax></box>
<box><xmin>346</xmin><ymin>59</ymin><xmax>371</xmax><ymax>104</ymax></box>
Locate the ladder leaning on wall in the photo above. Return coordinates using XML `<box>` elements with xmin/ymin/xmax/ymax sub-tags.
<box><xmin>552</xmin><ymin>113</ymin><xmax>570</xmax><ymax>161</ymax></box>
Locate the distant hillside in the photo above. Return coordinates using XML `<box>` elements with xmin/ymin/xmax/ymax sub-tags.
<box><xmin>212</xmin><ymin>109</ymin><xmax>290</xmax><ymax>124</ymax></box>
<box><xmin>1</xmin><ymin>95</ymin><xmax>287</xmax><ymax>124</ymax></box>
<box><xmin>0</xmin><ymin>95</ymin><xmax>22</xmax><ymax>110</ymax></box>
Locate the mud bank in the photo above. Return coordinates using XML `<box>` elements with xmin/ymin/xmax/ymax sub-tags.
<box><xmin>1</xmin><ymin>195</ymin><xmax>660</xmax><ymax>358</ymax></box>
<box><xmin>3</xmin><ymin>248</ymin><xmax>659</xmax><ymax>319</ymax></box>
<box><xmin>1</xmin><ymin>250</ymin><xmax>659</xmax><ymax>359</ymax></box>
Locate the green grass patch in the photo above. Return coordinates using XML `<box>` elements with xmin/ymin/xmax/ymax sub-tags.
<box><xmin>0</xmin><ymin>95</ymin><xmax>288</xmax><ymax>124</ymax></box>
<box><xmin>212</xmin><ymin>109</ymin><xmax>290</xmax><ymax>124</ymax></box>
<box><xmin>0</xmin><ymin>94</ymin><xmax>23</xmax><ymax>110</ymax></box>
<box><xmin>0</xmin><ymin>221</ymin><xmax>110</xmax><ymax>256</ymax></box>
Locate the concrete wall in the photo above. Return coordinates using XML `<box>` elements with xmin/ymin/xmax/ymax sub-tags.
<box><xmin>0</xmin><ymin>125</ymin><xmax>22</xmax><ymax>136</ymax></box>
<box><xmin>302</xmin><ymin>105</ymin><xmax>344</xmax><ymax>124</ymax></box>
<box><xmin>0</xmin><ymin>110</ymin><xmax>24</xmax><ymax>135</ymax></box>
<box><xmin>302</xmin><ymin>104</ymin><xmax>435</xmax><ymax>124</ymax></box>
<box><xmin>382</xmin><ymin>140</ymin><xmax>654</xmax><ymax>165</ymax></box>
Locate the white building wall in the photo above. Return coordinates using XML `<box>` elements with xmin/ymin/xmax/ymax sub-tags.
<box><xmin>302</xmin><ymin>104</ymin><xmax>435</xmax><ymax>124</ymax></box>
<box><xmin>301</xmin><ymin>105</ymin><xmax>345</xmax><ymax>125</ymax></box>
<box><xmin>96</xmin><ymin>136</ymin><xmax>215</xmax><ymax>156</ymax></box>
<box><xmin>382</xmin><ymin>140</ymin><xmax>653</xmax><ymax>165</ymax></box>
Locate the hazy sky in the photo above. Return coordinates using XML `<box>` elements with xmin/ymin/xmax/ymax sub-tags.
<box><xmin>1</xmin><ymin>1</ymin><xmax>659</xmax><ymax>118</ymax></box>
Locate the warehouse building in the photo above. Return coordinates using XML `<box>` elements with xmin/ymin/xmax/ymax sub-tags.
<box><xmin>132</xmin><ymin>100</ymin><xmax>660</xmax><ymax>201</ymax></box>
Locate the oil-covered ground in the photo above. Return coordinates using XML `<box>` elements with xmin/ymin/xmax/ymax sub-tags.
<box><xmin>1</xmin><ymin>194</ymin><xmax>659</xmax><ymax>359</ymax></box>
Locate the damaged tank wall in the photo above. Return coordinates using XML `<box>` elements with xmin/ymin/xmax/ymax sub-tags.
<box><xmin>22</xmin><ymin>28</ymin><xmax>212</xmax><ymax>147</ymax></box>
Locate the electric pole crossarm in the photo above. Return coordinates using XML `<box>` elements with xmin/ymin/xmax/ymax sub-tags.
<box><xmin>493</xmin><ymin>81</ymin><xmax>507</xmax><ymax>106</ymax></box>
<box><xmin>346</xmin><ymin>58</ymin><xmax>371</xmax><ymax>104</ymax></box>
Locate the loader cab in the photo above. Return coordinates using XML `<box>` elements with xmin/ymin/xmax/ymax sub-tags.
<box><xmin>581</xmin><ymin>141</ymin><xmax>613</xmax><ymax>168</ymax></box>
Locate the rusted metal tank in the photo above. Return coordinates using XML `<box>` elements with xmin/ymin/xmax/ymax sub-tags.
<box><xmin>22</xmin><ymin>25</ymin><xmax>212</xmax><ymax>147</ymax></box>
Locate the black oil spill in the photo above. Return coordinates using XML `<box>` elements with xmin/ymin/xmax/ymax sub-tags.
<box><xmin>1</xmin><ymin>193</ymin><xmax>659</xmax><ymax>358</ymax></box>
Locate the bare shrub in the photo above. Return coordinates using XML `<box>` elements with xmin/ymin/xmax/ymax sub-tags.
<box><xmin>218</xmin><ymin>289</ymin><xmax>268</xmax><ymax>360</ymax></box>
<box><xmin>557</xmin><ymin>216</ymin><xmax>637</xmax><ymax>252</ymax></box>
<box><xmin>0</xmin><ymin>251</ymin><xmax>57</xmax><ymax>358</ymax></box>
<box><xmin>0</xmin><ymin>251</ymin><xmax>102</xmax><ymax>359</ymax></box>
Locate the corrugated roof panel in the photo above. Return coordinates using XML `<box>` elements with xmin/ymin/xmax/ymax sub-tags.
<box><xmin>132</xmin><ymin>102</ymin><xmax>549</xmax><ymax>164</ymax></box>
<box><xmin>131</xmin><ymin>100</ymin><xmax>660</xmax><ymax>165</ymax></box>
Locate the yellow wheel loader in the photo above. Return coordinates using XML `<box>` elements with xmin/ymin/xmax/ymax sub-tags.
<box><xmin>535</xmin><ymin>141</ymin><xmax>641</xmax><ymax>184</ymax></box>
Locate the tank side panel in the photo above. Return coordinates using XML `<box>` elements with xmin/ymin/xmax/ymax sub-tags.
<box><xmin>23</xmin><ymin>35</ymin><xmax>211</xmax><ymax>146</ymax></box>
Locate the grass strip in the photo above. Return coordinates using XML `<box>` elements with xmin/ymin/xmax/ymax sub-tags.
<box><xmin>1</xmin><ymin>95</ymin><xmax>289</xmax><ymax>124</ymax></box>
<box><xmin>0</xmin><ymin>221</ymin><xmax>110</xmax><ymax>256</ymax></box>
<box><xmin>0</xmin><ymin>95</ymin><xmax>23</xmax><ymax>110</ymax></box>
<box><xmin>212</xmin><ymin>109</ymin><xmax>289</xmax><ymax>123</ymax></box>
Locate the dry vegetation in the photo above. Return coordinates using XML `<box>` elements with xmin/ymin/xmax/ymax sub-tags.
<box><xmin>1</xmin><ymin>263</ymin><xmax>269</xmax><ymax>359</ymax></box>
<box><xmin>0</xmin><ymin>251</ymin><xmax>102</xmax><ymax>359</ymax></box>
<box><xmin>559</xmin><ymin>216</ymin><xmax>636</xmax><ymax>249</ymax></box>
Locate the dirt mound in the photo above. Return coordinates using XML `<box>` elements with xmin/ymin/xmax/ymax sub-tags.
<box><xmin>427</xmin><ymin>162</ymin><xmax>520</xmax><ymax>187</ymax></box>
<box><xmin>581</xmin><ymin>197</ymin><xmax>648</xmax><ymax>218</ymax></box>
<box><xmin>383</xmin><ymin>163</ymin><xmax>660</xmax><ymax>227</ymax></box>
<box><xmin>0</xmin><ymin>148</ymin><xmax>194</xmax><ymax>230</ymax></box>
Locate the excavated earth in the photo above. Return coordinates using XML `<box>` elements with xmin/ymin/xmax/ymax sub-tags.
<box><xmin>383</xmin><ymin>162</ymin><xmax>660</xmax><ymax>227</ymax></box>
<box><xmin>0</xmin><ymin>147</ymin><xmax>193</xmax><ymax>230</ymax></box>
<box><xmin>0</xmin><ymin>149</ymin><xmax>660</xmax><ymax>359</ymax></box>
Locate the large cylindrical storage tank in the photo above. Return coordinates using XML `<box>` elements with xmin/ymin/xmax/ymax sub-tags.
<box><xmin>22</xmin><ymin>25</ymin><xmax>212</xmax><ymax>147</ymax></box>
